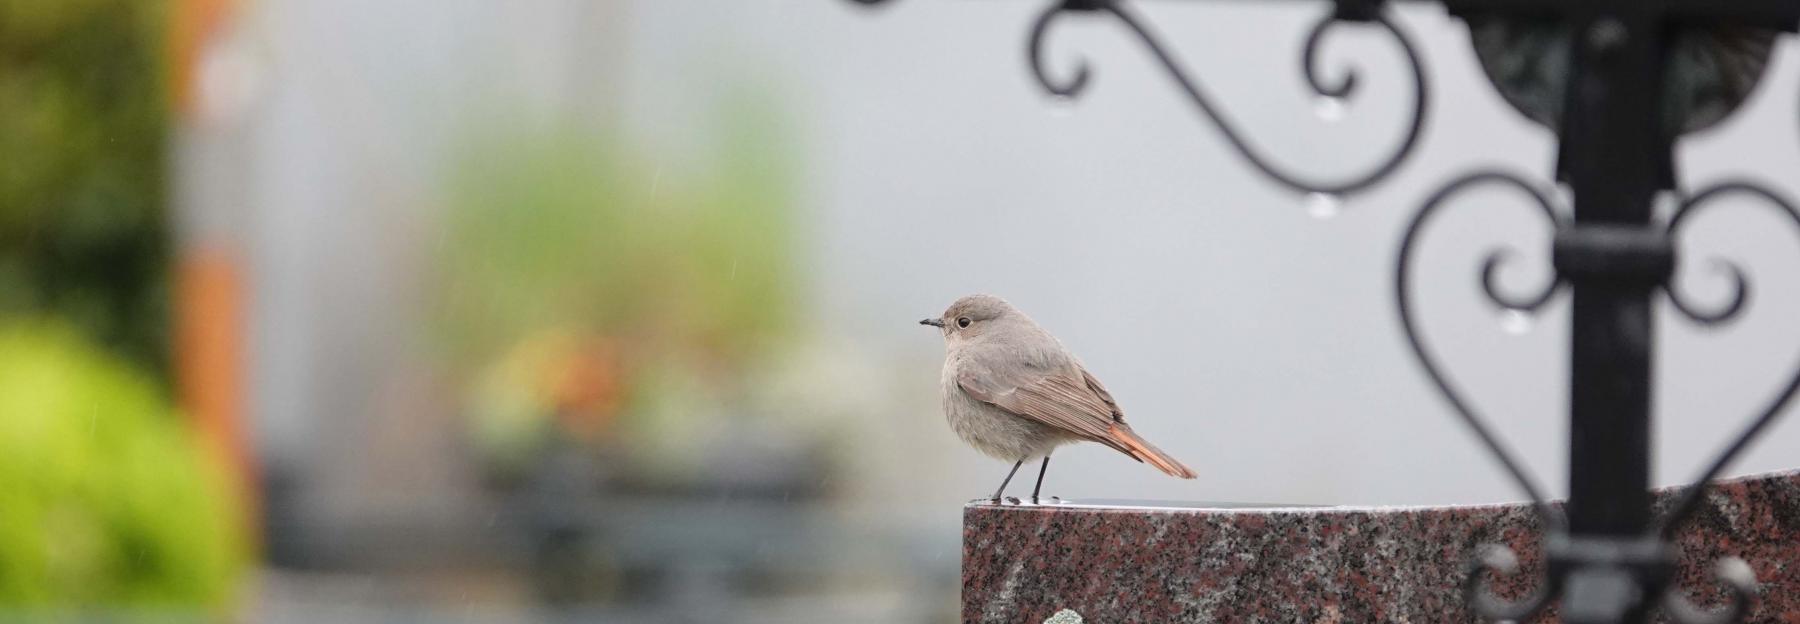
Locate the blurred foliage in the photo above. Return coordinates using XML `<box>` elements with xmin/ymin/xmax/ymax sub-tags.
<box><xmin>0</xmin><ymin>320</ymin><xmax>246</xmax><ymax>609</ymax></box>
<box><xmin>0</xmin><ymin>0</ymin><xmax>172</xmax><ymax>381</ymax></box>
<box><xmin>436</xmin><ymin>90</ymin><xmax>803</xmax><ymax>479</ymax></box>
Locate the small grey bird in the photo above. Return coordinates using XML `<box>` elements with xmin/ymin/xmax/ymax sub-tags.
<box><xmin>922</xmin><ymin>294</ymin><xmax>1195</xmax><ymax>504</ymax></box>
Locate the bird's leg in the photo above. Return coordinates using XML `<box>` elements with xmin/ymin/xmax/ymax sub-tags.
<box><xmin>1030</xmin><ymin>455</ymin><xmax>1051</xmax><ymax>504</ymax></box>
<box><xmin>991</xmin><ymin>460</ymin><xmax>1024</xmax><ymax>504</ymax></box>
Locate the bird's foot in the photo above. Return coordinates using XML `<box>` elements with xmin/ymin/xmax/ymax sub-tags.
<box><xmin>1004</xmin><ymin>497</ymin><xmax>1021</xmax><ymax>505</ymax></box>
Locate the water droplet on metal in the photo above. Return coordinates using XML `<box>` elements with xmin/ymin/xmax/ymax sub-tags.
<box><xmin>1306</xmin><ymin>193</ymin><xmax>1342</xmax><ymax>219</ymax></box>
<box><xmin>1501</xmin><ymin>310</ymin><xmax>1534</xmax><ymax>335</ymax></box>
<box><xmin>1314</xmin><ymin>96</ymin><xmax>1347</xmax><ymax>122</ymax></box>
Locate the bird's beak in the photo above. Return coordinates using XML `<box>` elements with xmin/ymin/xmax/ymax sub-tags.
<box><xmin>919</xmin><ymin>318</ymin><xmax>945</xmax><ymax>328</ymax></box>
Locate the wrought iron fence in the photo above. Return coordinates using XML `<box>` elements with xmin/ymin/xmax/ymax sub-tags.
<box><xmin>843</xmin><ymin>0</ymin><xmax>1800</xmax><ymax>622</ymax></box>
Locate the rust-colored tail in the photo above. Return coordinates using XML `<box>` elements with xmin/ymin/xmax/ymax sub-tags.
<box><xmin>1109</xmin><ymin>423</ymin><xmax>1196</xmax><ymax>479</ymax></box>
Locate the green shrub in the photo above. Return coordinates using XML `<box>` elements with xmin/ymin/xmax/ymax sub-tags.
<box><xmin>0</xmin><ymin>319</ymin><xmax>245</xmax><ymax>610</ymax></box>
<box><xmin>0</xmin><ymin>0</ymin><xmax>172</xmax><ymax>381</ymax></box>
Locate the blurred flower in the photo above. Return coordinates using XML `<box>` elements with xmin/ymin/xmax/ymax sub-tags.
<box><xmin>550</xmin><ymin>333</ymin><xmax>625</xmax><ymax>439</ymax></box>
<box><xmin>433</xmin><ymin>88</ymin><xmax>810</xmax><ymax>479</ymax></box>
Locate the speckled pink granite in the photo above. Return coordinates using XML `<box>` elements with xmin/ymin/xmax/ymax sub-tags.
<box><xmin>962</xmin><ymin>470</ymin><xmax>1800</xmax><ymax>623</ymax></box>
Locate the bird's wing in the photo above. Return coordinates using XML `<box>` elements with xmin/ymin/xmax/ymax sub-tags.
<box><xmin>956</xmin><ymin>359</ymin><xmax>1130</xmax><ymax>453</ymax></box>
<box><xmin>1078</xmin><ymin>366</ymin><xmax>1125</xmax><ymax>421</ymax></box>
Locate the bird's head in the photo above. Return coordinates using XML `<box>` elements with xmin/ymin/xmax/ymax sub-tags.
<box><xmin>920</xmin><ymin>294</ymin><xmax>1017</xmax><ymax>341</ymax></box>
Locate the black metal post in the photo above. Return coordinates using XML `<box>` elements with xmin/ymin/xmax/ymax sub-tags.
<box><xmin>1561</xmin><ymin>11</ymin><xmax>1665</xmax><ymax>535</ymax></box>
<box><xmin>1552</xmin><ymin>8</ymin><xmax>1672</xmax><ymax>623</ymax></box>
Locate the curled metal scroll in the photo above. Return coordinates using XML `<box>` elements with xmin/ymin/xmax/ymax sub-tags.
<box><xmin>1659</xmin><ymin>182</ymin><xmax>1800</xmax><ymax>540</ymax></box>
<box><xmin>1029</xmin><ymin>4</ymin><xmax>1090</xmax><ymax>97</ymax></box>
<box><xmin>1665</xmin><ymin>257</ymin><xmax>1750</xmax><ymax>326</ymax></box>
<box><xmin>1481</xmin><ymin>249</ymin><xmax>1562</xmax><ymax>312</ymax></box>
<box><xmin>1397</xmin><ymin>170</ymin><xmax>1567</xmax><ymax>516</ymax></box>
<box><xmin>1396</xmin><ymin>170</ymin><xmax>1568</xmax><ymax>620</ymax></box>
<box><xmin>1029</xmin><ymin>0</ymin><xmax>1429</xmax><ymax>196</ymax></box>
<box><xmin>1464</xmin><ymin>544</ymin><xmax>1556</xmax><ymax>621</ymax></box>
<box><xmin>1663</xmin><ymin>556</ymin><xmax>1757</xmax><ymax>624</ymax></box>
<box><xmin>1662</xmin><ymin>184</ymin><xmax>1773</xmax><ymax>326</ymax></box>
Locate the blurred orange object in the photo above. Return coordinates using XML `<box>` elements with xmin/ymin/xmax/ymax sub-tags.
<box><xmin>172</xmin><ymin>0</ymin><xmax>260</xmax><ymax>554</ymax></box>
<box><xmin>174</xmin><ymin>248</ymin><xmax>260</xmax><ymax>554</ymax></box>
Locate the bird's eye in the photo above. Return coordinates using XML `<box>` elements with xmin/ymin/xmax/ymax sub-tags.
<box><xmin>956</xmin><ymin>317</ymin><xmax>971</xmax><ymax>328</ymax></box>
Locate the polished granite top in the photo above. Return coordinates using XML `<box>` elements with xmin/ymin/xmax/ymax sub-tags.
<box><xmin>962</xmin><ymin>470</ymin><xmax>1800</xmax><ymax>623</ymax></box>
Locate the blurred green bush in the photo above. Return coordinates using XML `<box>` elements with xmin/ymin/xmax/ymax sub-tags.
<box><xmin>437</xmin><ymin>97</ymin><xmax>797</xmax><ymax>371</ymax></box>
<box><xmin>0</xmin><ymin>320</ymin><xmax>246</xmax><ymax>609</ymax></box>
<box><xmin>0</xmin><ymin>0</ymin><xmax>172</xmax><ymax>381</ymax></box>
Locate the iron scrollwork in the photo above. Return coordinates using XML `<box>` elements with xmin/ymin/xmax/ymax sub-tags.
<box><xmin>1663</xmin><ymin>556</ymin><xmax>1757</xmax><ymax>624</ymax></box>
<box><xmin>1658</xmin><ymin>183</ymin><xmax>1800</xmax><ymax>539</ymax></box>
<box><xmin>1398</xmin><ymin>176</ymin><xmax>1800</xmax><ymax>622</ymax></box>
<box><xmin>1028</xmin><ymin>0</ymin><xmax>1429</xmax><ymax>196</ymax></box>
<box><xmin>1395</xmin><ymin>170</ymin><xmax>1567</xmax><ymax>621</ymax></box>
<box><xmin>1651</xmin><ymin>182</ymin><xmax>1800</xmax><ymax>623</ymax></box>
